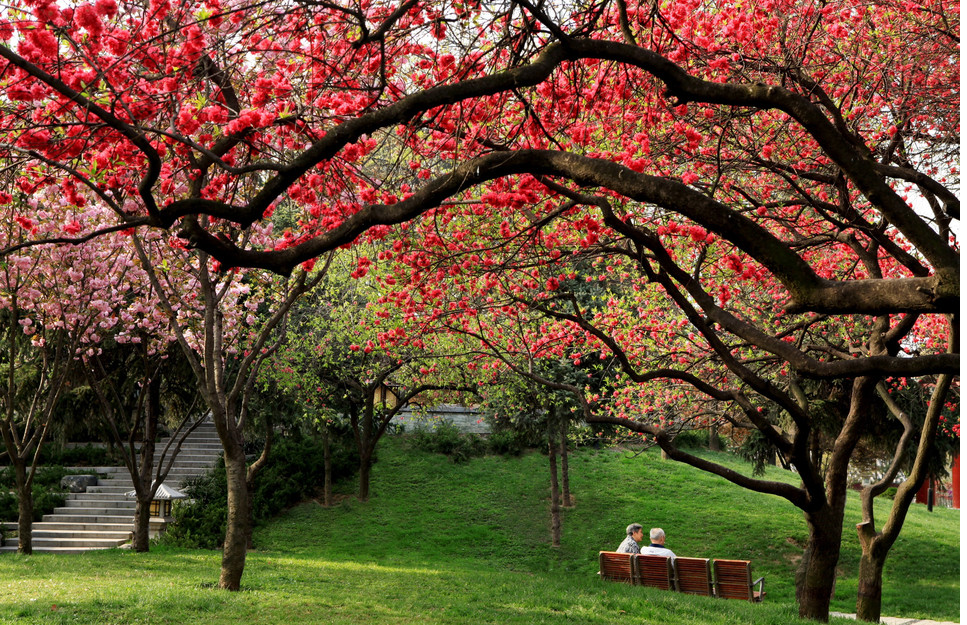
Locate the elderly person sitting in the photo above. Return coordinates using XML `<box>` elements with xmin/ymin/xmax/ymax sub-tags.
<box><xmin>616</xmin><ymin>523</ymin><xmax>644</xmax><ymax>554</ymax></box>
<box><xmin>638</xmin><ymin>527</ymin><xmax>676</xmax><ymax>561</ymax></box>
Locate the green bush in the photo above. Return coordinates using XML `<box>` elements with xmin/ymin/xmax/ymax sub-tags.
<box><xmin>0</xmin><ymin>484</ymin><xmax>67</xmax><ymax>522</ymax></box>
<box><xmin>38</xmin><ymin>444</ymin><xmax>122</xmax><ymax>467</ymax></box>
<box><xmin>0</xmin><ymin>492</ymin><xmax>16</xmax><ymax>523</ymax></box>
<box><xmin>880</xmin><ymin>487</ymin><xmax>898</xmax><ymax>500</ymax></box>
<box><xmin>409</xmin><ymin>422</ymin><xmax>488</xmax><ymax>463</ymax></box>
<box><xmin>159</xmin><ymin>464</ymin><xmax>228</xmax><ymax>550</ymax></box>
<box><xmin>672</xmin><ymin>428</ymin><xmax>728</xmax><ymax>451</ymax></box>
<box><xmin>31</xmin><ymin>490</ymin><xmax>65</xmax><ymax>521</ymax></box>
<box><xmin>485</xmin><ymin>429</ymin><xmax>526</xmax><ymax>456</ymax></box>
<box><xmin>160</xmin><ymin>434</ymin><xmax>358</xmax><ymax>549</ymax></box>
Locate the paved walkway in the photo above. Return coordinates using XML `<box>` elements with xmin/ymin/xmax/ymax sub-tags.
<box><xmin>831</xmin><ymin>612</ymin><xmax>960</xmax><ymax>625</ymax></box>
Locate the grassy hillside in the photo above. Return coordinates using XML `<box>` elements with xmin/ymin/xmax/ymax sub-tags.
<box><xmin>0</xmin><ymin>437</ymin><xmax>958</xmax><ymax>624</ymax></box>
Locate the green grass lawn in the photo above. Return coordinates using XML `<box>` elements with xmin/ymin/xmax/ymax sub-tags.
<box><xmin>0</xmin><ymin>438</ymin><xmax>959</xmax><ymax>624</ymax></box>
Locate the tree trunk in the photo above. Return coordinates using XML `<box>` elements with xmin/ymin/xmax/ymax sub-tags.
<box><xmin>855</xmin><ymin>523</ymin><xmax>886</xmax><ymax>622</ymax></box>
<box><xmin>796</xmin><ymin>508</ymin><xmax>843</xmax><ymax>621</ymax></box>
<box><xmin>708</xmin><ymin>422</ymin><xmax>720</xmax><ymax>451</ymax></box>
<box><xmin>15</xmin><ymin>468</ymin><xmax>33</xmax><ymax>555</ymax></box>
<box><xmin>547</xmin><ymin>418</ymin><xmax>561</xmax><ymax>548</ymax></box>
<box><xmin>132</xmin><ymin>498</ymin><xmax>152</xmax><ymax>552</ymax></box>
<box><xmin>852</xmin><ymin>372</ymin><xmax>954</xmax><ymax>622</ymax></box>
<box><xmin>559</xmin><ymin>418</ymin><xmax>571</xmax><ymax>507</ymax></box>
<box><xmin>358</xmin><ymin>451</ymin><xmax>372</xmax><ymax>502</ymax></box>
<box><xmin>132</xmin><ymin>381</ymin><xmax>158</xmax><ymax>553</ymax></box>
<box><xmin>219</xmin><ymin>448</ymin><xmax>250</xmax><ymax>590</ymax></box>
<box><xmin>322</xmin><ymin>426</ymin><xmax>333</xmax><ymax>507</ymax></box>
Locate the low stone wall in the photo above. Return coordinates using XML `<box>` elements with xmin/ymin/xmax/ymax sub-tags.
<box><xmin>392</xmin><ymin>404</ymin><xmax>491</xmax><ymax>435</ymax></box>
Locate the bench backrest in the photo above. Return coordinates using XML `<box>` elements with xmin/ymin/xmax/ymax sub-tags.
<box><xmin>598</xmin><ymin>551</ymin><xmax>636</xmax><ymax>584</ymax></box>
<box><xmin>675</xmin><ymin>557</ymin><xmax>713</xmax><ymax>596</ymax></box>
<box><xmin>636</xmin><ymin>554</ymin><xmax>674</xmax><ymax>590</ymax></box>
<box><xmin>712</xmin><ymin>559</ymin><xmax>754</xmax><ymax>600</ymax></box>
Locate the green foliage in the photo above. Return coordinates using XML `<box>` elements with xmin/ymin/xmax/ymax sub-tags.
<box><xmin>159</xmin><ymin>462</ymin><xmax>228</xmax><ymax>550</ymax></box>
<box><xmin>38</xmin><ymin>443</ymin><xmax>123</xmax><ymax>467</ymax></box>
<box><xmin>485</xmin><ymin>428</ymin><xmax>528</xmax><ymax>456</ymax></box>
<box><xmin>735</xmin><ymin>429</ymin><xmax>779</xmax><ymax>477</ymax></box>
<box><xmin>880</xmin><ymin>487</ymin><xmax>898</xmax><ymax>500</ymax></box>
<box><xmin>0</xmin><ymin>492</ymin><xmax>14</xmax><ymax>522</ymax></box>
<box><xmin>0</xmin><ymin>465</ymin><xmax>91</xmax><ymax>490</ymax></box>
<box><xmin>409</xmin><ymin>422</ymin><xmax>488</xmax><ymax>462</ymax></box>
<box><xmin>161</xmin><ymin>434</ymin><xmax>359</xmax><ymax>549</ymax></box>
<box><xmin>30</xmin><ymin>490</ymin><xmax>66</xmax><ymax>521</ymax></box>
<box><xmin>672</xmin><ymin>428</ymin><xmax>728</xmax><ymax>451</ymax></box>
<box><xmin>0</xmin><ymin>465</ymin><xmax>70</xmax><ymax>521</ymax></box>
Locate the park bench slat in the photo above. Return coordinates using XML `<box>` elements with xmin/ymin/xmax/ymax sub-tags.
<box><xmin>598</xmin><ymin>551</ymin><xmax>636</xmax><ymax>585</ymax></box>
<box><xmin>636</xmin><ymin>554</ymin><xmax>675</xmax><ymax>590</ymax></box>
<box><xmin>675</xmin><ymin>557</ymin><xmax>713</xmax><ymax>596</ymax></box>
<box><xmin>712</xmin><ymin>559</ymin><xmax>765</xmax><ymax>602</ymax></box>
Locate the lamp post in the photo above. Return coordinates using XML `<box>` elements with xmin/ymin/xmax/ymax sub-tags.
<box><xmin>126</xmin><ymin>483</ymin><xmax>187</xmax><ymax>537</ymax></box>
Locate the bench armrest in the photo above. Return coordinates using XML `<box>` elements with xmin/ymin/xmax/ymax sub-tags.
<box><xmin>752</xmin><ymin>576</ymin><xmax>765</xmax><ymax>597</ymax></box>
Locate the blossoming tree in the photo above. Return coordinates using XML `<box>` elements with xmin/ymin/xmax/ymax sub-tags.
<box><xmin>0</xmin><ymin>0</ymin><xmax>956</xmax><ymax>618</ymax></box>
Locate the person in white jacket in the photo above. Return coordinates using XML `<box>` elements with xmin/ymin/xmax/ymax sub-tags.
<box><xmin>638</xmin><ymin>527</ymin><xmax>676</xmax><ymax>562</ymax></box>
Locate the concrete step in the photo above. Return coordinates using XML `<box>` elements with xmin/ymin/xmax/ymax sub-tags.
<box><xmin>30</xmin><ymin>522</ymin><xmax>133</xmax><ymax>532</ymax></box>
<box><xmin>52</xmin><ymin>507</ymin><xmax>135</xmax><ymax>517</ymax></box>
<box><xmin>85</xmin><ymin>486</ymin><xmax>140</xmax><ymax>495</ymax></box>
<box><xmin>0</xmin><ymin>545</ymin><xmax>118</xmax><ymax>554</ymax></box>
<box><xmin>2</xmin><ymin>420</ymin><xmax>219</xmax><ymax>552</ymax></box>
<box><xmin>148</xmin><ymin>460</ymin><xmax>219</xmax><ymax>469</ymax></box>
<box><xmin>67</xmin><ymin>492</ymin><xmax>135</xmax><ymax>502</ymax></box>
<box><xmin>26</xmin><ymin>529</ymin><xmax>131</xmax><ymax>540</ymax></box>
<box><xmin>93</xmin><ymin>471</ymin><xmax>213</xmax><ymax>487</ymax></box>
<box><xmin>2</xmin><ymin>536</ymin><xmax>128</xmax><ymax>549</ymax></box>
<box><xmin>41</xmin><ymin>513</ymin><xmax>135</xmax><ymax>524</ymax></box>
<box><xmin>56</xmin><ymin>500</ymin><xmax>137</xmax><ymax>510</ymax></box>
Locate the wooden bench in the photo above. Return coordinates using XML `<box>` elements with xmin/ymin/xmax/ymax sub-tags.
<box><xmin>598</xmin><ymin>551</ymin><xmax>636</xmax><ymax>584</ymax></box>
<box><xmin>637</xmin><ymin>554</ymin><xmax>674</xmax><ymax>590</ymax></box>
<box><xmin>712</xmin><ymin>559</ymin><xmax>765</xmax><ymax>602</ymax></box>
<box><xmin>675</xmin><ymin>557</ymin><xmax>713</xmax><ymax>596</ymax></box>
<box><xmin>598</xmin><ymin>552</ymin><xmax>765</xmax><ymax>602</ymax></box>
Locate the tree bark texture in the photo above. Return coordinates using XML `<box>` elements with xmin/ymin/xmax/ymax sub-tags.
<box><xmin>322</xmin><ymin>426</ymin><xmax>333</xmax><ymax>507</ymax></box>
<box><xmin>796</xmin><ymin>507</ymin><xmax>844</xmax><ymax>621</ymax></box>
<box><xmin>855</xmin><ymin>522</ymin><xmax>886</xmax><ymax>622</ymax></box>
<box><xmin>132</xmin><ymin>499</ymin><xmax>152</xmax><ymax>552</ymax></box>
<box><xmin>358</xmin><ymin>452</ymin><xmax>372</xmax><ymax>502</ymax></box>
<box><xmin>547</xmin><ymin>417</ymin><xmax>561</xmax><ymax>548</ymax></box>
<box><xmin>559</xmin><ymin>418</ymin><xmax>571</xmax><ymax>507</ymax></box>
<box><xmin>219</xmin><ymin>448</ymin><xmax>250</xmax><ymax>590</ymax></box>
<box><xmin>15</xmin><ymin>466</ymin><xmax>32</xmax><ymax>555</ymax></box>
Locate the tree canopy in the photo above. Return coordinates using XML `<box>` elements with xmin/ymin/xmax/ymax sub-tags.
<box><xmin>0</xmin><ymin>0</ymin><xmax>957</xmax><ymax>620</ymax></box>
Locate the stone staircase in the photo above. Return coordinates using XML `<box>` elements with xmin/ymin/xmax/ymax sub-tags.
<box><xmin>0</xmin><ymin>421</ymin><xmax>222</xmax><ymax>553</ymax></box>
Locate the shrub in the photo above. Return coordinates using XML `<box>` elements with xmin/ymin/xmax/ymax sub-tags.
<box><xmin>486</xmin><ymin>429</ymin><xmax>526</xmax><ymax>456</ymax></box>
<box><xmin>0</xmin><ymin>492</ymin><xmax>15</xmax><ymax>523</ymax></box>
<box><xmin>409</xmin><ymin>422</ymin><xmax>487</xmax><ymax>463</ymax></box>
<box><xmin>672</xmin><ymin>429</ymin><xmax>728</xmax><ymax>451</ymax></box>
<box><xmin>0</xmin><ymin>466</ymin><xmax>80</xmax><ymax>523</ymax></box>
<box><xmin>38</xmin><ymin>444</ymin><xmax>122</xmax><ymax>467</ymax></box>
<box><xmin>159</xmin><ymin>464</ymin><xmax>228</xmax><ymax>550</ymax></box>
<box><xmin>31</xmin><ymin>490</ymin><xmax>65</xmax><ymax>521</ymax></box>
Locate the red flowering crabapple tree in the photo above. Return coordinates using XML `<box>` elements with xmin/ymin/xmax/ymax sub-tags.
<box><xmin>388</xmin><ymin>165</ymin><xmax>955</xmax><ymax>621</ymax></box>
<box><xmin>0</xmin><ymin>0</ymin><xmax>957</xmax><ymax>617</ymax></box>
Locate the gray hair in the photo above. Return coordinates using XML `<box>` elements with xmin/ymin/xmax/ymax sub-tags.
<box><xmin>650</xmin><ymin>528</ymin><xmax>666</xmax><ymax>542</ymax></box>
<box><xmin>626</xmin><ymin>523</ymin><xmax>643</xmax><ymax>536</ymax></box>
